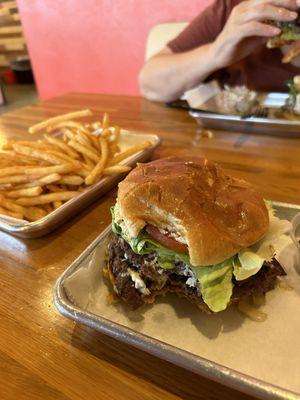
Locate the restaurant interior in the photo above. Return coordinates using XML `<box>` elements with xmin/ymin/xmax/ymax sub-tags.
<box><xmin>0</xmin><ymin>1</ymin><xmax>300</xmax><ymax>400</ymax></box>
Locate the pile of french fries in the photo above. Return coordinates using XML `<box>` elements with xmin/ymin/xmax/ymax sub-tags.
<box><xmin>0</xmin><ymin>109</ymin><xmax>151</xmax><ymax>222</ymax></box>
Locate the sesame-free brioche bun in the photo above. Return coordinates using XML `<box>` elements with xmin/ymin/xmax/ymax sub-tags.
<box><xmin>116</xmin><ymin>157</ymin><xmax>269</xmax><ymax>266</ymax></box>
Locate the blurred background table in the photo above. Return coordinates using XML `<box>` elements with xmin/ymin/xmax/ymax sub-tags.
<box><xmin>0</xmin><ymin>93</ymin><xmax>299</xmax><ymax>400</ymax></box>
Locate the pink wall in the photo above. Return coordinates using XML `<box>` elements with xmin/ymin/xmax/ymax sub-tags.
<box><xmin>17</xmin><ymin>0</ymin><xmax>211</xmax><ymax>100</ymax></box>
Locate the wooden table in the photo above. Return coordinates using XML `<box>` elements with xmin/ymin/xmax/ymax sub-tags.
<box><xmin>0</xmin><ymin>93</ymin><xmax>299</xmax><ymax>400</ymax></box>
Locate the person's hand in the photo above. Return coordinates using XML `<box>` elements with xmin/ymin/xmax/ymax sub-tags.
<box><xmin>212</xmin><ymin>0</ymin><xmax>299</xmax><ymax>68</ymax></box>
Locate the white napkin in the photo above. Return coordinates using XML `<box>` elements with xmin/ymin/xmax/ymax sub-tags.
<box><xmin>183</xmin><ymin>80</ymin><xmax>221</xmax><ymax>110</ymax></box>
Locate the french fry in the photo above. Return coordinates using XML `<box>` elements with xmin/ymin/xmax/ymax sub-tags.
<box><xmin>0</xmin><ymin>195</ymin><xmax>24</xmax><ymax>213</ymax></box>
<box><xmin>0</xmin><ymin>206</ymin><xmax>23</xmax><ymax>220</ymax></box>
<box><xmin>59</xmin><ymin>175</ymin><xmax>84</xmax><ymax>185</ymax></box>
<box><xmin>29</xmin><ymin>109</ymin><xmax>93</xmax><ymax>134</ymax></box>
<box><xmin>102</xmin><ymin>112</ymin><xmax>110</xmax><ymax>129</ymax></box>
<box><xmin>0</xmin><ymin>163</ymin><xmax>79</xmax><ymax>178</ymax></box>
<box><xmin>109</xmin><ymin>141</ymin><xmax>151</xmax><ymax>165</ymax></box>
<box><xmin>1</xmin><ymin>142</ymin><xmax>13</xmax><ymax>151</ymax></box>
<box><xmin>0</xmin><ymin>165</ymin><xmax>38</xmax><ymax>177</ymax></box>
<box><xmin>53</xmin><ymin>201</ymin><xmax>63</xmax><ymax>209</ymax></box>
<box><xmin>0</xmin><ymin>184</ymin><xmax>12</xmax><ymax>191</ymax></box>
<box><xmin>1</xmin><ymin>111</ymin><xmax>152</xmax><ymax>222</ymax></box>
<box><xmin>83</xmin><ymin>155</ymin><xmax>94</xmax><ymax>168</ymax></box>
<box><xmin>16</xmin><ymin>173</ymin><xmax>61</xmax><ymax>189</ymax></box>
<box><xmin>41</xmin><ymin>204</ymin><xmax>53</xmax><ymax>213</ymax></box>
<box><xmin>0</xmin><ymin>161</ymin><xmax>15</xmax><ymax>168</ymax></box>
<box><xmin>23</xmin><ymin>206</ymin><xmax>47</xmax><ymax>222</ymax></box>
<box><xmin>75</xmin><ymin>131</ymin><xmax>96</xmax><ymax>150</ymax></box>
<box><xmin>85</xmin><ymin>137</ymin><xmax>109</xmax><ymax>185</ymax></box>
<box><xmin>4</xmin><ymin>140</ymin><xmax>58</xmax><ymax>152</ymax></box>
<box><xmin>0</xmin><ymin>174</ymin><xmax>44</xmax><ymax>185</ymax></box>
<box><xmin>12</xmin><ymin>144</ymin><xmax>65</xmax><ymax>165</ymax></box>
<box><xmin>0</xmin><ymin>169</ymin><xmax>78</xmax><ymax>186</ymax></box>
<box><xmin>46</xmin><ymin>184</ymin><xmax>64</xmax><ymax>192</ymax></box>
<box><xmin>102</xmin><ymin>165</ymin><xmax>131</xmax><ymax>175</ymax></box>
<box><xmin>46</xmin><ymin>150</ymin><xmax>78</xmax><ymax>164</ymax></box>
<box><xmin>89</xmin><ymin>134</ymin><xmax>101</xmax><ymax>151</ymax></box>
<box><xmin>67</xmin><ymin>140</ymin><xmax>100</xmax><ymax>163</ymax></box>
<box><xmin>44</xmin><ymin>134</ymin><xmax>80</xmax><ymax>159</ymax></box>
<box><xmin>4</xmin><ymin>187</ymin><xmax>43</xmax><ymax>198</ymax></box>
<box><xmin>36</xmin><ymin>170</ymin><xmax>61</xmax><ymax>186</ymax></box>
<box><xmin>62</xmin><ymin>128</ymin><xmax>77</xmax><ymax>142</ymax></box>
<box><xmin>74</xmin><ymin>133</ymin><xmax>90</xmax><ymax>148</ymax></box>
<box><xmin>16</xmin><ymin>191</ymin><xmax>78</xmax><ymax>206</ymax></box>
<box><xmin>76</xmin><ymin>165</ymin><xmax>93</xmax><ymax>178</ymax></box>
<box><xmin>46</xmin><ymin>120</ymin><xmax>90</xmax><ymax>134</ymax></box>
<box><xmin>0</xmin><ymin>152</ymin><xmax>40</xmax><ymax>165</ymax></box>
<box><xmin>112</xmin><ymin>126</ymin><xmax>120</xmax><ymax>143</ymax></box>
<box><xmin>109</xmin><ymin>143</ymin><xmax>120</xmax><ymax>156</ymax></box>
<box><xmin>101</xmin><ymin>128</ymin><xmax>111</xmax><ymax>139</ymax></box>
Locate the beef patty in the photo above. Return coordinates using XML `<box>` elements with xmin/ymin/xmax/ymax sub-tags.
<box><xmin>105</xmin><ymin>233</ymin><xmax>286</xmax><ymax>313</ymax></box>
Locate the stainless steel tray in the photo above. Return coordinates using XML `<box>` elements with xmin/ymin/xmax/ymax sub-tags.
<box><xmin>189</xmin><ymin>92</ymin><xmax>300</xmax><ymax>136</ymax></box>
<box><xmin>54</xmin><ymin>201</ymin><xmax>300</xmax><ymax>400</ymax></box>
<box><xmin>0</xmin><ymin>130</ymin><xmax>160</xmax><ymax>238</ymax></box>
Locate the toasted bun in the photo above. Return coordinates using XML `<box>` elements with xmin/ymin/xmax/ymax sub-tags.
<box><xmin>116</xmin><ymin>157</ymin><xmax>269</xmax><ymax>266</ymax></box>
<box><xmin>282</xmin><ymin>42</ymin><xmax>300</xmax><ymax>63</ymax></box>
<box><xmin>267</xmin><ymin>37</ymin><xmax>284</xmax><ymax>49</ymax></box>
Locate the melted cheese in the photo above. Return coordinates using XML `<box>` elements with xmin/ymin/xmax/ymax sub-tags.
<box><xmin>127</xmin><ymin>269</ymin><xmax>150</xmax><ymax>296</ymax></box>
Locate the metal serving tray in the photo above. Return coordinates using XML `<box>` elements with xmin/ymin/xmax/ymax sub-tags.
<box><xmin>0</xmin><ymin>130</ymin><xmax>160</xmax><ymax>238</ymax></box>
<box><xmin>189</xmin><ymin>92</ymin><xmax>300</xmax><ymax>136</ymax></box>
<box><xmin>54</xmin><ymin>201</ymin><xmax>300</xmax><ymax>400</ymax></box>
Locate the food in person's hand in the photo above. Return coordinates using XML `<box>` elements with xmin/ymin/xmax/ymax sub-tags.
<box><xmin>105</xmin><ymin>157</ymin><xmax>289</xmax><ymax>317</ymax></box>
<box><xmin>0</xmin><ymin>110</ymin><xmax>151</xmax><ymax>222</ymax></box>
<box><xmin>267</xmin><ymin>13</ymin><xmax>300</xmax><ymax>63</ymax></box>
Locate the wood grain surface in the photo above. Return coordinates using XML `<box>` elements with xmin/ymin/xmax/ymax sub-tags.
<box><xmin>0</xmin><ymin>93</ymin><xmax>299</xmax><ymax>400</ymax></box>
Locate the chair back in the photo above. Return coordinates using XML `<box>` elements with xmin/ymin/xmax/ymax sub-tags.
<box><xmin>145</xmin><ymin>22</ymin><xmax>188</xmax><ymax>60</ymax></box>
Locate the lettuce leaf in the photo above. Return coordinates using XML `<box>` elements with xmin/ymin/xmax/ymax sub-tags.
<box><xmin>233</xmin><ymin>249</ymin><xmax>265</xmax><ymax>281</ymax></box>
<box><xmin>191</xmin><ymin>261</ymin><xmax>233</xmax><ymax>312</ymax></box>
<box><xmin>280</xmin><ymin>25</ymin><xmax>300</xmax><ymax>43</ymax></box>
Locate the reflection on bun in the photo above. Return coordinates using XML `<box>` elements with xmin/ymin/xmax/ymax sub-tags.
<box><xmin>116</xmin><ymin>157</ymin><xmax>269</xmax><ymax>266</ymax></box>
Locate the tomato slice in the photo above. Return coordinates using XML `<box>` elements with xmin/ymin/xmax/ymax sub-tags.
<box><xmin>146</xmin><ymin>224</ymin><xmax>188</xmax><ymax>254</ymax></box>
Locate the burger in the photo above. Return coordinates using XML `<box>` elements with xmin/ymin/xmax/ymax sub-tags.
<box><xmin>267</xmin><ymin>14</ymin><xmax>300</xmax><ymax>63</ymax></box>
<box><xmin>105</xmin><ymin>157</ymin><xmax>287</xmax><ymax>314</ymax></box>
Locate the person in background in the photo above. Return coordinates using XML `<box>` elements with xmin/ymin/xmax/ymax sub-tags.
<box><xmin>139</xmin><ymin>0</ymin><xmax>300</xmax><ymax>102</ymax></box>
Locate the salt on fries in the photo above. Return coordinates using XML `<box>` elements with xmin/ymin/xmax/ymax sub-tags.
<box><xmin>0</xmin><ymin>110</ymin><xmax>152</xmax><ymax>222</ymax></box>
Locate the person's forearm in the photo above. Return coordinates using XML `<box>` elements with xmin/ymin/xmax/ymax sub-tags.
<box><xmin>139</xmin><ymin>42</ymin><xmax>223</xmax><ymax>102</ymax></box>
<box><xmin>139</xmin><ymin>0</ymin><xmax>299</xmax><ymax>102</ymax></box>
